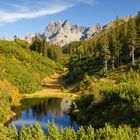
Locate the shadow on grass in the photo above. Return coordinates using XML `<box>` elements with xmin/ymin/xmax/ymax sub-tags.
<box><xmin>75</xmin><ymin>92</ymin><xmax>140</xmax><ymax>129</ymax></box>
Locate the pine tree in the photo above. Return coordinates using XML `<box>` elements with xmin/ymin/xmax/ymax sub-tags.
<box><xmin>87</xmin><ymin>125</ymin><xmax>95</xmax><ymax>140</ymax></box>
<box><xmin>19</xmin><ymin>124</ymin><xmax>28</xmax><ymax>140</ymax></box>
<box><xmin>100</xmin><ymin>33</ymin><xmax>111</xmax><ymax>70</ymax></box>
<box><xmin>109</xmin><ymin>28</ymin><xmax>117</xmax><ymax>69</ymax></box>
<box><xmin>0</xmin><ymin>123</ymin><xmax>9</xmax><ymax>140</ymax></box>
<box><xmin>33</xmin><ymin>122</ymin><xmax>46</xmax><ymax>140</ymax></box>
<box><xmin>114</xmin><ymin>17</ymin><xmax>121</xmax><ymax>66</ymax></box>
<box><xmin>77</xmin><ymin>126</ymin><xmax>88</xmax><ymax>140</ymax></box>
<box><xmin>135</xmin><ymin>11</ymin><xmax>140</xmax><ymax>55</ymax></box>
<box><xmin>30</xmin><ymin>37</ymin><xmax>42</xmax><ymax>53</ymax></box>
<box><xmin>8</xmin><ymin>124</ymin><xmax>18</xmax><ymax>140</ymax></box>
<box><xmin>41</xmin><ymin>39</ymin><xmax>48</xmax><ymax>57</ymax></box>
<box><xmin>127</xmin><ymin>17</ymin><xmax>137</xmax><ymax>65</ymax></box>
<box><xmin>119</xmin><ymin>21</ymin><xmax>128</xmax><ymax>64</ymax></box>
<box><xmin>47</xmin><ymin>121</ymin><xmax>60</xmax><ymax>140</ymax></box>
<box><xmin>61</xmin><ymin>127</ymin><xmax>77</xmax><ymax>140</ymax></box>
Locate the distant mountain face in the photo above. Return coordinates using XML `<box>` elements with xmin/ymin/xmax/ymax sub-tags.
<box><xmin>0</xmin><ymin>17</ymin><xmax>130</xmax><ymax>46</ymax></box>
<box><xmin>41</xmin><ymin>20</ymin><xmax>102</xmax><ymax>46</ymax></box>
<box><xmin>0</xmin><ymin>20</ymin><xmax>102</xmax><ymax>46</ymax></box>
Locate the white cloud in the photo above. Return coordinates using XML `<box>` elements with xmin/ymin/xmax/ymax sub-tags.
<box><xmin>0</xmin><ymin>0</ymin><xmax>95</xmax><ymax>24</ymax></box>
<box><xmin>0</xmin><ymin>6</ymin><xmax>67</xmax><ymax>23</ymax></box>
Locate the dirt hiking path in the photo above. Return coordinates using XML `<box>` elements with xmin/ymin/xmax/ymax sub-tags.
<box><xmin>22</xmin><ymin>72</ymin><xmax>79</xmax><ymax>100</ymax></box>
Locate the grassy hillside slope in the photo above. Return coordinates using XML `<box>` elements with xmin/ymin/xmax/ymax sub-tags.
<box><xmin>0</xmin><ymin>40</ymin><xmax>60</xmax><ymax>94</ymax></box>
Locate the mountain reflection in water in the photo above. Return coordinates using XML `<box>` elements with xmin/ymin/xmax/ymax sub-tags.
<box><xmin>11</xmin><ymin>98</ymin><xmax>79</xmax><ymax>131</ymax></box>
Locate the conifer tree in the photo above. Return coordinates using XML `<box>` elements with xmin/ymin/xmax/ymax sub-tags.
<box><xmin>33</xmin><ymin>122</ymin><xmax>46</xmax><ymax>140</ymax></box>
<box><xmin>41</xmin><ymin>39</ymin><xmax>48</xmax><ymax>57</ymax></box>
<box><xmin>136</xmin><ymin>11</ymin><xmax>140</xmax><ymax>53</ymax></box>
<box><xmin>47</xmin><ymin>121</ymin><xmax>60</xmax><ymax>140</ymax></box>
<box><xmin>127</xmin><ymin>17</ymin><xmax>137</xmax><ymax>65</ymax></box>
<box><xmin>100</xmin><ymin>33</ymin><xmax>110</xmax><ymax>70</ymax></box>
<box><xmin>19</xmin><ymin>124</ymin><xmax>28</xmax><ymax>140</ymax></box>
<box><xmin>109</xmin><ymin>28</ymin><xmax>117</xmax><ymax>69</ymax></box>
<box><xmin>77</xmin><ymin>126</ymin><xmax>88</xmax><ymax>140</ymax></box>
<box><xmin>87</xmin><ymin>125</ymin><xmax>95</xmax><ymax>140</ymax></box>
<box><xmin>119</xmin><ymin>21</ymin><xmax>128</xmax><ymax>64</ymax></box>
<box><xmin>8</xmin><ymin>125</ymin><xmax>18</xmax><ymax>140</ymax></box>
<box><xmin>0</xmin><ymin>123</ymin><xmax>9</xmax><ymax>139</ymax></box>
<box><xmin>114</xmin><ymin>17</ymin><xmax>121</xmax><ymax>66</ymax></box>
<box><xmin>30</xmin><ymin>36</ymin><xmax>42</xmax><ymax>53</ymax></box>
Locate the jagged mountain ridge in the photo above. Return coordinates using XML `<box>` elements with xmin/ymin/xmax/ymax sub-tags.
<box><xmin>41</xmin><ymin>20</ymin><xmax>102</xmax><ymax>46</ymax></box>
<box><xmin>0</xmin><ymin>17</ymin><xmax>130</xmax><ymax>46</ymax></box>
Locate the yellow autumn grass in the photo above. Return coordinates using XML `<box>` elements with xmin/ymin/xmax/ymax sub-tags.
<box><xmin>21</xmin><ymin>72</ymin><xmax>80</xmax><ymax>101</ymax></box>
<box><xmin>22</xmin><ymin>90</ymin><xmax>79</xmax><ymax>101</ymax></box>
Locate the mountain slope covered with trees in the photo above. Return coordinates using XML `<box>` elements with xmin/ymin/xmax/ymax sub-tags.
<box><xmin>0</xmin><ymin>39</ymin><xmax>62</xmax><ymax>123</ymax></box>
<box><xmin>66</xmin><ymin>14</ymin><xmax>140</xmax><ymax>82</ymax></box>
<box><xmin>0</xmin><ymin>11</ymin><xmax>140</xmax><ymax>140</ymax></box>
<box><xmin>62</xmin><ymin>12</ymin><xmax>140</xmax><ymax>131</ymax></box>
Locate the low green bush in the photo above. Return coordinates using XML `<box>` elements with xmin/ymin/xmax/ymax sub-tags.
<box><xmin>0</xmin><ymin>122</ymin><xmax>140</xmax><ymax>140</ymax></box>
<box><xmin>0</xmin><ymin>40</ymin><xmax>60</xmax><ymax>93</ymax></box>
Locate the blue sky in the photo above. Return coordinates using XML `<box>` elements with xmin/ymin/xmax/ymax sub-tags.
<box><xmin>0</xmin><ymin>0</ymin><xmax>140</xmax><ymax>38</ymax></box>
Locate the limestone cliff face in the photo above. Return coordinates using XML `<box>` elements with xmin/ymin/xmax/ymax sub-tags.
<box><xmin>1</xmin><ymin>17</ymin><xmax>130</xmax><ymax>46</ymax></box>
<box><xmin>41</xmin><ymin>20</ymin><xmax>102</xmax><ymax>46</ymax></box>
<box><xmin>0</xmin><ymin>20</ymin><xmax>106</xmax><ymax>46</ymax></box>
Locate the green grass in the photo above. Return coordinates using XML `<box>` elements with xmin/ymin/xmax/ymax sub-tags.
<box><xmin>22</xmin><ymin>90</ymin><xmax>79</xmax><ymax>101</ymax></box>
<box><xmin>73</xmin><ymin>64</ymin><xmax>140</xmax><ymax>128</ymax></box>
<box><xmin>0</xmin><ymin>40</ymin><xmax>60</xmax><ymax>94</ymax></box>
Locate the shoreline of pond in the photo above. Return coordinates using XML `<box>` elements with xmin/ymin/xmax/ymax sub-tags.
<box><xmin>6</xmin><ymin>97</ymin><xmax>79</xmax><ymax>131</ymax></box>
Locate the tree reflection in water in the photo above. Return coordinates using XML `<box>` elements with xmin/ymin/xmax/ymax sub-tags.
<box><xmin>23</xmin><ymin>98</ymin><xmax>72</xmax><ymax>120</ymax></box>
<box><xmin>10</xmin><ymin>98</ymin><xmax>79</xmax><ymax>130</ymax></box>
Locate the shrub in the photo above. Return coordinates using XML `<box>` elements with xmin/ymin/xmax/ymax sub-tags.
<box><xmin>0</xmin><ymin>40</ymin><xmax>59</xmax><ymax>94</ymax></box>
<box><xmin>0</xmin><ymin>122</ymin><xmax>140</xmax><ymax>139</ymax></box>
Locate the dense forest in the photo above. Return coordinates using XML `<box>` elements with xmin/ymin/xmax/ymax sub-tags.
<box><xmin>65</xmin><ymin>12</ymin><xmax>140</xmax><ymax>82</ymax></box>
<box><xmin>63</xmin><ymin>11</ymin><xmax>140</xmax><ymax>128</ymax></box>
<box><xmin>0</xmin><ymin>11</ymin><xmax>140</xmax><ymax>139</ymax></box>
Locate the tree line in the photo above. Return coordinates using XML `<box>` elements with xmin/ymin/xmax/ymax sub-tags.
<box><xmin>0</xmin><ymin>121</ymin><xmax>140</xmax><ymax>140</ymax></box>
<box><xmin>65</xmin><ymin>12</ymin><xmax>140</xmax><ymax>80</ymax></box>
<box><xmin>29</xmin><ymin>34</ymin><xmax>63</xmax><ymax>62</ymax></box>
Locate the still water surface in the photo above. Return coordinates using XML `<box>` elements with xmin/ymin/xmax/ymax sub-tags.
<box><xmin>11</xmin><ymin>98</ymin><xmax>79</xmax><ymax>131</ymax></box>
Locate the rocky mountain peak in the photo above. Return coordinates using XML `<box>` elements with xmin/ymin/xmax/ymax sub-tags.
<box><xmin>41</xmin><ymin>20</ymin><xmax>102</xmax><ymax>46</ymax></box>
<box><xmin>49</xmin><ymin>20</ymin><xmax>55</xmax><ymax>26</ymax></box>
<box><xmin>41</xmin><ymin>20</ymin><xmax>101</xmax><ymax>46</ymax></box>
<box><xmin>62</xmin><ymin>20</ymin><xmax>69</xmax><ymax>27</ymax></box>
<box><xmin>46</xmin><ymin>20</ymin><xmax>61</xmax><ymax>31</ymax></box>
<box><xmin>57</xmin><ymin>20</ymin><xmax>62</xmax><ymax>25</ymax></box>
